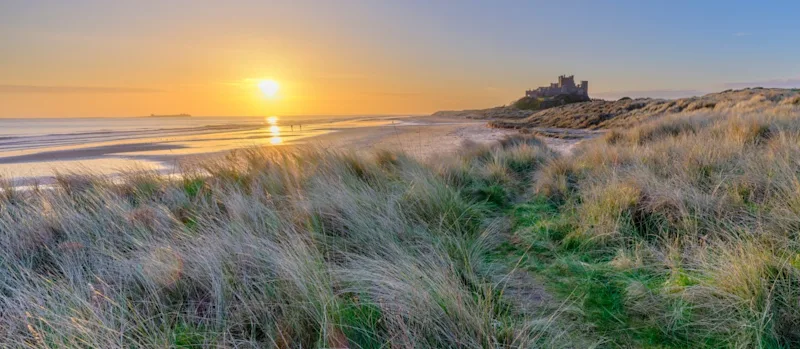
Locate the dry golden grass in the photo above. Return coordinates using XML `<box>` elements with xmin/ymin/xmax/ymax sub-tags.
<box><xmin>0</xmin><ymin>136</ymin><xmax>590</xmax><ymax>348</ymax></box>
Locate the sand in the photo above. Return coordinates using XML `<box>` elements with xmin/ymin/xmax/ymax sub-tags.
<box><xmin>526</xmin><ymin>127</ymin><xmax>604</xmax><ymax>155</ymax></box>
<box><xmin>0</xmin><ymin>115</ymin><xmax>519</xmax><ymax>185</ymax></box>
<box><xmin>299</xmin><ymin>115</ymin><xmax>518</xmax><ymax>161</ymax></box>
<box><xmin>0</xmin><ymin>114</ymin><xmax>604</xmax><ymax>188</ymax></box>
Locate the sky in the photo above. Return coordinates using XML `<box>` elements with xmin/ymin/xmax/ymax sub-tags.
<box><xmin>1</xmin><ymin>0</ymin><xmax>800</xmax><ymax>118</ymax></box>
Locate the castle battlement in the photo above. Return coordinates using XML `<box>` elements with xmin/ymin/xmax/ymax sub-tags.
<box><xmin>526</xmin><ymin>75</ymin><xmax>588</xmax><ymax>98</ymax></box>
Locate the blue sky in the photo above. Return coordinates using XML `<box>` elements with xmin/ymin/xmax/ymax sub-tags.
<box><xmin>357</xmin><ymin>0</ymin><xmax>800</xmax><ymax>97</ymax></box>
<box><xmin>1</xmin><ymin>0</ymin><xmax>799</xmax><ymax>116</ymax></box>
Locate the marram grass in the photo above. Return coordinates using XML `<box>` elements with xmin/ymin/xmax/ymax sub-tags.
<box><xmin>4</xmin><ymin>95</ymin><xmax>800</xmax><ymax>348</ymax></box>
<box><xmin>0</xmin><ymin>136</ymin><xmax>579</xmax><ymax>348</ymax></box>
<box><xmin>523</xmin><ymin>104</ymin><xmax>800</xmax><ymax>347</ymax></box>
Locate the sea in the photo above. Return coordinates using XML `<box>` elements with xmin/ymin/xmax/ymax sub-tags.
<box><xmin>0</xmin><ymin>115</ymin><xmax>404</xmax><ymax>184</ymax></box>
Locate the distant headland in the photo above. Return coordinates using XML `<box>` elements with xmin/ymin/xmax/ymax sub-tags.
<box><xmin>432</xmin><ymin>74</ymin><xmax>591</xmax><ymax>119</ymax></box>
<box><xmin>145</xmin><ymin>113</ymin><xmax>191</xmax><ymax>118</ymax></box>
<box><xmin>432</xmin><ymin>74</ymin><xmax>800</xmax><ymax>132</ymax></box>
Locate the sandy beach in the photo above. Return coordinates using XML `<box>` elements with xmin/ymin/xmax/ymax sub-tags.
<box><xmin>0</xmin><ymin>115</ymin><xmax>518</xmax><ymax>185</ymax></box>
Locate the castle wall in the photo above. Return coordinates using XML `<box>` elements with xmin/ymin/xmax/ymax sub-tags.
<box><xmin>526</xmin><ymin>75</ymin><xmax>588</xmax><ymax>98</ymax></box>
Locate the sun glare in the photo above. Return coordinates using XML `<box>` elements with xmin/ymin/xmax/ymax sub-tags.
<box><xmin>258</xmin><ymin>79</ymin><xmax>280</xmax><ymax>98</ymax></box>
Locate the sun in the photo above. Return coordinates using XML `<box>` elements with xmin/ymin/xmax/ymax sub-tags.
<box><xmin>258</xmin><ymin>79</ymin><xmax>280</xmax><ymax>98</ymax></box>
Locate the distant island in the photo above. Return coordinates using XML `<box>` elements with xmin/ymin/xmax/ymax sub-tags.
<box><xmin>146</xmin><ymin>113</ymin><xmax>191</xmax><ymax>118</ymax></box>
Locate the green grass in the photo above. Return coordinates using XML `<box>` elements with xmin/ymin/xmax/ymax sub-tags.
<box><xmin>336</xmin><ymin>295</ymin><xmax>385</xmax><ymax>348</ymax></box>
<box><xmin>513</xmin><ymin>104</ymin><xmax>800</xmax><ymax>348</ymax></box>
<box><xmin>512</xmin><ymin>94</ymin><xmax>590</xmax><ymax>111</ymax></box>
<box><xmin>507</xmin><ymin>197</ymin><xmax>688</xmax><ymax>347</ymax></box>
<box><xmin>512</xmin><ymin>96</ymin><xmax>543</xmax><ymax>110</ymax></box>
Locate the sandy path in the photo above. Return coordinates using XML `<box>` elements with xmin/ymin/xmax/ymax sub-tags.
<box><xmin>303</xmin><ymin>120</ymin><xmax>602</xmax><ymax>159</ymax></box>
<box><xmin>528</xmin><ymin>127</ymin><xmax>604</xmax><ymax>155</ymax></box>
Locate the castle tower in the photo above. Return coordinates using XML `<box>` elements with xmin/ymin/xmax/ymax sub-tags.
<box><xmin>580</xmin><ymin>80</ymin><xmax>589</xmax><ymax>95</ymax></box>
<box><xmin>558</xmin><ymin>75</ymin><xmax>576</xmax><ymax>89</ymax></box>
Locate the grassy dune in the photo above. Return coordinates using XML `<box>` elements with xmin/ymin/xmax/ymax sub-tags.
<box><xmin>490</xmin><ymin>88</ymin><xmax>800</xmax><ymax>130</ymax></box>
<box><xmin>3</xmin><ymin>92</ymin><xmax>800</xmax><ymax>347</ymax></box>
<box><xmin>0</xmin><ymin>137</ymin><xmax>586</xmax><ymax>347</ymax></box>
<box><xmin>517</xmin><ymin>103</ymin><xmax>800</xmax><ymax>347</ymax></box>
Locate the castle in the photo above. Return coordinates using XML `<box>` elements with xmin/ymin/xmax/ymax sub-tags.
<box><xmin>525</xmin><ymin>75</ymin><xmax>588</xmax><ymax>98</ymax></box>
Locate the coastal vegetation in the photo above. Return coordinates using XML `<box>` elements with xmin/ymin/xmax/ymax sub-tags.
<box><xmin>516</xmin><ymin>105</ymin><xmax>800</xmax><ymax>347</ymax></box>
<box><xmin>511</xmin><ymin>93</ymin><xmax>591</xmax><ymax>111</ymax></box>
<box><xmin>2</xmin><ymin>88</ymin><xmax>800</xmax><ymax>347</ymax></box>
<box><xmin>431</xmin><ymin>94</ymin><xmax>590</xmax><ymax>119</ymax></box>
<box><xmin>0</xmin><ymin>136</ymin><xmax>584</xmax><ymax>347</ymax></box>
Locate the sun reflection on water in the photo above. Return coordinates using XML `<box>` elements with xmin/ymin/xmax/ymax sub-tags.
<box><xmin>266</xmin><ymin>116</ymin><xmax>282</xmax><ymax>144</ymax></box>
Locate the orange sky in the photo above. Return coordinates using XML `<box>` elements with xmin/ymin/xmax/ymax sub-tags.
<box><xmin>0</xmin><ymin>38</ymin><xmax>521</xmax><ymax>118</ymax></box>
<box><xmin>0</xmin><ymin>40</ymin><xmax>509</xmax><ymax>117</ymax></box>
<box><xmin>0</xmin><ymin>1</ymin><xmax>524</xmax><ymax>117</ymax></box>
<box><xmin>2</xmin><ymin>1</ymin><xmax>798</xmax><ymax>118</ymax></box>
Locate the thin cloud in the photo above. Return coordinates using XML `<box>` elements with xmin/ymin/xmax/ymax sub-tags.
<box><xmin>592</xmin><ymin>89</ymin><xmax>705</xmax><ymax>100</ymax></box>
<box><xmin>733</xmin><ymin>32</ymin><xmax>752</xmax><ymax>37</ymax></box>
<box><xmin>362</xmin><ymin>91</ymin><xmax>423</xmax><ymax>97</ymax></box>
<box><xmin>725</xmin><ymin>78</ymin><xmax>800</xmax><ymax>89</ymax></box>
<box><xmin>0</xmin><ymin>85</ymin><xmax>163</xmax><ymax>94</ymax></box>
